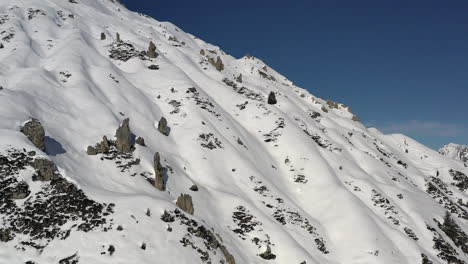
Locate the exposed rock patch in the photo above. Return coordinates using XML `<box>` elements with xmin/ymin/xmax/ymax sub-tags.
<box><xmin>20</xmin><ymin>118</ymin><xmax>46</xmax><ymax>152</ymax></box>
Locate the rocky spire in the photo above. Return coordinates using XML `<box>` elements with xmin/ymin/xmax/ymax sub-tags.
<box><xmin>20</xmin><ymin>118</ymin><xmax>46</xmax><ymax>152</ymax></box>
<box><xmin>115</xmin><ymin>118</ymin><xmax>132</xmax><ymax>153</ymax></box>
<box><xmin>153</xmin><ymin>152</ymin><xmax>165</xmax><ymax>191</ymax></box>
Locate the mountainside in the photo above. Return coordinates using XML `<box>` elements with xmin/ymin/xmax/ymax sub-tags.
<box><xmin>1</xmin><ymin>1</ymin><xmax>468</xmax><ymax>264</ymax></box>
<box><xmin>440</xmin><ymin>143</ymin><xmax>468</xmax><ymax>164</ymax></box>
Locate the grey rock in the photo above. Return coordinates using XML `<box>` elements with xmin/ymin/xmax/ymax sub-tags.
<box><xmin>153</xmin><ymin>152</ymin><xmax>165</xmax><ymax>191</ymax></box>
<box><xmin>136</xmin><ymin>137</ymin><xmax>145</xmax><ymax>146</ymax></box>
<box><xmin>148</xmin><ymin>64</ymin><xmax>159</xmax><ymax>70</ymax></box>
<box><xmin>116</xmin><ymin>32</ymin><xmax>121</xmax><ymax>42</ymax></box>
<box><xmin>267</xmin><ymin>91</ymin><xmax>277</xmax><ymax>105</ymax></box>
<box><xmin>101</xmin><ymin>32</ymin><xmax>106</xmax><ymax>40</ymax></box>
<box><xmin>0</xmin><ymin>229</ymin><xmax>12</xmax><ymax>242</ymax></box>
<box><xmin>87</xmin><ymin>145</ymin><xmax>98</xmax><ymax>155</ymax></box>
<box><xmin>199</xmin><ymin>49</ymin><xmax>205</xmax><ymax>56</ymax></box>
<box><xmin>32</xmin><ymin>158</ymin><xmax>58</xmax><ymax>181</ymax></box>
<box><xmin>236</xmin><ymin>74</ymin><xmax>243</xmax><ymax>83</ymax></box>
<box><xmin>176</xmin><ymin>194</ymin><xmax>194</xmax><ymax>215</ymax></box>
<box><xmin>20</xmin><ymin>118</ymin><xmax>46</xmax><ymax>152</ymax></box>
<box><xmin>100</xmin><ymin>136</ymin><xmax>110</xmax><ymax>153</ymax></box>
<box><xmin>147</xmin><ymin>41</ymin><xmax>157</xmax><ymax>58</ymax></box>
<box><xmin>189</xmin><ymin>184</ymin><xmax>198</xmax><ymax>192</ymax></box>
<box><xmin>115</xmin><ymin>118</ymin><xmax>132</xmax><ymax>153</ymax></box>
<box><xmin>208</xmin><ymin>56</ymin><xmax>224</xmax><ymax>71</ymax></box>
<box><xmin>0</xmin><ymin>43</ymin><xmax>3</xmax><ymax>49</ymax></box>
<box><xmin>157</xmin><ymin>116</ymin><xmax>169</xmax><ymax>136</ymax></box>
<box><xmin>220</xmin><ymin>245</ymin><xmax>236</xmax><ymax>264</ymax></box>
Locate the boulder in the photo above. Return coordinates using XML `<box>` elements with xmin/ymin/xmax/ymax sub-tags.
<box><xmin>267</xmin><ymin>92</ymin><xmax>277</xmax><ymax>105</ymax></box>
<box><xmin>153</xmin><ymin>152</ymin><xmax>165</xmax><ymax>191</ymax></box>
<box><xmin>157</xmin><ymin>116</ymin><xmax>169</xmax><ymax>136</ymax></box>
<box><xmin>199</xmin><ymin>49</ymin><xmax>205</xmax><ymax>56</ymax></box>
<box><xmin>100</xmin><ymin>32</ymin><xmax>106</xmax><ymax>40</ymax></box>
<box><xmin>87</xmin><ymin>145</ymin><xmax>98</xmax><ymax>155</ymax></box>
<box><xmin>136</xmin><ymin>137</ymin><xmax>145</xmax><ymax>146</ymax></box>
<box><xmin>116</xmin><ymin>32</ymin><xmax>121</xmax><ymax>42</ymax></box>
<box><xmin>115</xmin><ymin>118</ymin><xmax>132</xmax><ymax>153</ymax></box>
<box><xmin>189</xmin><ymin>184</ymin><xmax>198</xmax><ymax>192</ymax></box>
<box><xmin>259</xmin><ymin>245</ymin><xmax>276</xmax><ymax>260</ymax></box>
<box><xmin>176</xmin><ymin>194</ymin><xmax>194</xmax><ymax>215</ymax></box>
<box><xmin>32</xmin><ymin>158</ymin><xmax>58</xmax><ymax>181</ymax></box>
<box><xmin>0</xmin><ymin>43</ymin><xmax>3</xmax><ymax>49</ymax></box>
<box><xmin>148</xmin><ymin>41</ymin><xmax>157</xmax><ymax>58</ymax></box>
<box><xmin>20</xmin><ymin>118</ymin><xmax>46</xmax><ymax>152</ymax></box>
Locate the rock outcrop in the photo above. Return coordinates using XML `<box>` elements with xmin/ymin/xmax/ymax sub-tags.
<box><xmin>135</xmin><ymin>136</ymin><xmax>145</xmax><ymax>146</ymax></box>
<box><xmin>267</xmin><ymin>92</ymin><xmax>277</xmax><ymax>105</ymax></box>
<box><xmin>176</xmin><ymin>193</ymin><xmax>194</xmax><ymax>215</ymax></box>
<box><xmin>147</xmin><ymin>41</ymin><xmax>157</xmax><ymax>58</ymax></box>
<box><xmin>115</xmin><ymin>118</ymin><xmax>132</xmax><ymax>153</ymax></box>
<box><xmin>208</xmin><ymin>56</ymin><xmax>224</xmax><ymax>71</ymax></box>
<box><xmin>100</xmin><ymin>136</ymin><xmax>110</xmax><ymax>153</ymax></box>
<box><xmin>153</xmin><ymin>152</ymin><xmax>165</xmax><ymax>191</ymax></box>
<box><xmin>100</xmin><ymin>32</ymin><xmax>106</xmax><ymax>40</ymax></box>
<box><xmin>20</xmin><ymin>118</ymin><xmax>46</xmax><ymax>152</ymax></box>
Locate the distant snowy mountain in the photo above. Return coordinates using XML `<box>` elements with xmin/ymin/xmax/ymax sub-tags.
<box><xmin>440</xmin><ymin>143</ymin><xmax>468</xmax><ymax>163</ymax></box>
<box><xmin>0</xmin><ymin>0</ymin><xmax>468</xmax><ymax>264</ymax></box>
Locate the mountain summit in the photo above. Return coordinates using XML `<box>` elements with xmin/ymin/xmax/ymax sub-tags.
<box><xmin>0</xmin><ymin>0</ymin><xmax>467</xmax><ymax>263</ymax></box>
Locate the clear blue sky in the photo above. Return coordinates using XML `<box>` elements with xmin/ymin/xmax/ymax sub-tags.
<box><xmin>124</xmin><ymin>0</ymin><xmax>468</xmax><ymax>150</ymax></box>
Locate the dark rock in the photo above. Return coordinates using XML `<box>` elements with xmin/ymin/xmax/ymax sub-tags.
<box><xmin>100</xmin><ymin>136</ymin><xmax>110</xmax><ymax>153</ymax></box>
<box><xmin>20</xmin><ymin>118</ymin><xmax>46</xmax><ymax>152</ymax></box>
<box><xmin>259</xmin><ymin>245</ymin><xmax>276</xmax><ymax>260</ymax></box>
<box><xmin>116</xmin><ymin>225</ymin><xmax>123</xmax><ymax>231</ymax></box>
<box><xmin>200</xmin><ymin>49</ymin><xmax>205</xmax><ymax>56</ymax></box>
<box><xmin>28</xmin><ymin>151</ymin><xmax>36</xmax><ymax>156</ymax></box>
<box><xmin>115</xmin><ymin>118</ymin><xmax>132</xmax><ymax>153</ymax></box>
<box><xmin>87</xmin><ymin>145</ymin><xmax>98</xmax><ymax>155</ymax></box>
<box><xmin>161</xmin><ymin>210</ymin><xmax>175</xmax><ymax>222</ymax></box>
<box><xmin>0</xmin><ymin>229</ymin><xmax>12</xmax><ymax>242</ymax></box>
<box><xmin>148</xmin><ymin>64</ymin><xmax>159</xmax><ymax>70</ymax></box>
<box><xmin>176</xmin><ymin>194</ymin><xmax>194</xmax><ymax>215</ymax></box>
<box><xmin>153</xmin><ymin>152</ymin><xmax>165</xmax><ymax>191</ymax></box>
<box><xmin>157</xmin><ymin>116</ymin><xmax>169</xmax><ymax>136</ymax></box>
<box><xmin>236</xmin><ymin>74</ymin><xmax>243</xmax><ymax>83</ymax></box>
<box><xmin>189</xmin><ymin>184</ymin><xmax>198</xmax><ymax>192</ymax></box>
<box><xmin>32</xmin><ymin>158</ymin><xmax>58</xmax><ymax>181</ymax></box>
<box><xmin>267</xmin><ymin>92</ymin><xmax>277</xmax><ymax>105</ymax></box>
<box><xmin>58</xmin><ymin>253</ymin><xmax>79</xmax><ymax>264</ymax></box>
<box><xmin>0</xmin><ymin>43</ymin><xmax>3</xmax><ymax>49</ymax></box>
<box><xmin>116</xmin><ymin>32</ymin><xmax>121</xmax><ymax>42</ymax></box>
<box><xmin>135</xmin><ymin>137</ymin><xmax>145</xmax><ymax>146</ymax></box>
<box><xmin>147</xmin><ymin>41</ymin><xmax>157</xmax><ymax>58</ymax></box>
<box><xmin>220</xmin><ymin>245</ymin><xmax>236</xmax><ymax>264</ymax></box>
<box><xmin>100</xmin><ymin>32</ymin><xmax>106</xmax><ymax>40</ymax></box>
<box><xmin>141</xmin><ymin>242</ymin><xmax>146</xmax><ymax>250</ymax></box>
<box><xmin>108</xmin><ymin>245</ymin><xmax>115</xmax><ymax>256</ymax></box>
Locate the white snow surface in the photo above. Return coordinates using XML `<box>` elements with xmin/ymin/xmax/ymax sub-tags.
<box><xmin>0</xmin><ymin>1</ymin><xmax>467</xmax><ymax>263</ymax></box>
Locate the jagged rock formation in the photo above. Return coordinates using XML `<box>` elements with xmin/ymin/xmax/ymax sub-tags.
<box><xmin>176</xmin><ymin>193</ymin><xmax>194</xmax><ymax>215</ymax></box>
<box><xmin>115</xmin><ymin>118</ymin><xmax>133</xmax><ymax>153</ymax></box>
<box><xmin>20</xmin><ymin>119</ymin><xmax>46</xmax><ymax>152</ymax></box>
<box><xmin>208</xmin><ymin>56</ymin><xmax>224</xmax><ymax>71</ymax></box>
<box><xmin>147</xmin><ymin>41</ymin><xmax>157</xmax><ymax>58</ymax></box>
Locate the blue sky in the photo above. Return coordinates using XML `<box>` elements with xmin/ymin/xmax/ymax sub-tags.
<box><xmin>124</xmin><ymin>1</ymin><xmax>468</xmax><ymax>150</ymax></box>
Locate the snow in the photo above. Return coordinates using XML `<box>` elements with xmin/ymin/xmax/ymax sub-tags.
<box><xmin>0</xmin><ymin>0</ymin><xmax>467</xmax><ymax>263</ymax></box>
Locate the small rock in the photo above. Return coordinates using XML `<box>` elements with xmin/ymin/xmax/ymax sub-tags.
<box><xmin>116</xmin><ymin>225</ymin><xmax>123</xmax><ymax>231</ymax></box>
<box><xmin>148</xmin><ymin>64</ymin><xmax>159</xmax><ymax>70</ymax></box>
<box><xmin>115</xmin><ymin>118</ymin><xmax>133</xmax><ymax>153</ymax></box>
<box><xmin>0</xmin><ymin>43</ymin><xmax>3</xmax><ymax>49</ymax></box>
<box><xmin>101</xmin><ymin>32</ymin><xmax>106</xmax><ymax>40</ymax></box>
<box><xmin>259</xmin><ymin>245</ymin><xmax>276</xmax><ymax>260</ymax></box>
<box><xmin>157</xmin><ymin>116</ymin><xmax>169</xmax><ymax>136</ymax></box>
<box><xmin>27</xmin><ymin>151</ymin><xmax>36</xmax><ymax>156</ymax></box>
<box><xmin>0</xmin><ymin>229</ymin><xmax>12</xmax><ymax>242</ymax></box>
<box><xmin>32</xmin><ymin>158</ymin><xmax>58</xmax><ymax>181</ymax></box>
<box><xmin>153</xmin><ymin>152</ymin><xmax>165</xmax><ymax>191</ymax></box>
<box><xmin>87</xmin><ymin>145</ymin><xmax>98</xmax><ymax>155</ymax></box>
<box><xmin>136</xmin><ymin>137</ymin><xmax>146</xmax><ymax>146</ymax></box>
<box><xmin>141</xmin><ymin>242</ymin><xmax>146</xmax><ymax>250</ymax></box>
<box><xmin>176</xmin><ymin>194</ymin><xmax>194</xmax><ymax>215</ymax></box>
<box><xmin>267</xmin><ymin>92</ymin><xmax>277</xmax><ymax>105</ymax></box>
<box><xmin>200</xmin><ymin>49</ymin><xmax>205</xmax><ymax>56</ymax></box>
<box><xmin>116</xmin><ymin>32</ymin><xmax>121</xmax><ymax>42</ymax></box>
<box><xmin>20</xmin><ymin>118</ymin><xmax>46</xmax><ymax>152</ymax></box>
<box><xmin>189</xmin><ymin>184</ymin><xmax>198</xmax><ymax>192</ymax></box>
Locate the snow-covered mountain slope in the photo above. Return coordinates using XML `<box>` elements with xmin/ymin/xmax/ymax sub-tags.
<box><xmin>0</xmin><ymin>1</ymin><xmax>467</xmax><ymax>263</ymax></box>
<box><xmin>440</xmin><ymin>143</ymin><xmax>468</xmax><ymax>164</ymax></box>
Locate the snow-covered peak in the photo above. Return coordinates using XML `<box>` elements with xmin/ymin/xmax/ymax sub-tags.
<box><xmin>439</xmin><ymin>143</ymin><xmax>468</xmax><ymax>163</ymax></box>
